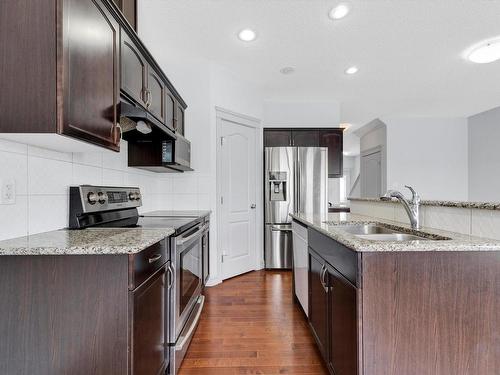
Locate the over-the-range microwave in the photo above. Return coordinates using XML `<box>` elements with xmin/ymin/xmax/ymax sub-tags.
<box><xmin>162</xmin><ymin>133</ymin><xmax>192</xmax><ymax>172</ymax></box>
<box><xmin>127</xmin><ymin>134</ymin><xmax>193</xmax><ymax>173</ymax></box>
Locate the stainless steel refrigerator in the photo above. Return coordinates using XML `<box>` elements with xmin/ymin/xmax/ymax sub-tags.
<box><xmin>264</xmin><ymin>147</ymin><xmax>328</xmax><ymax>269</ymax></box>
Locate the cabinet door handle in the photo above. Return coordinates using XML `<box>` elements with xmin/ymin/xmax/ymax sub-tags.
<box><xmin>148</xmin><ymin>253</ymin><xmax>162</xmax><ymax>263</ymax></box>
<box><xmin>320</xmin><ymin>265</ymin><xmax>328</xmax><ymax>293</ymax></box>
<box><xmin>114</xmin><ymin>123</ymin><xmax>122</xmax><ymax>144</ymax></box>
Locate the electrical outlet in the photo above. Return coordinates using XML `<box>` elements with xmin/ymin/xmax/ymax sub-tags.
<box><xmin>1</xmin><ymin>179</ymin><xmax>16</xmax><ymax>205</ymax></box>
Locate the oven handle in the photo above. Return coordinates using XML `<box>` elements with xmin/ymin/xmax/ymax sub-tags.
<box><xmin>176</xmin><ymin>223</ymin><xmax>209</xmax><ymax>247</ymax></box>
<box><xmin>175</xmin><ymin>296</ymin><xmax>205</xmax><ymax>351</ymax></box>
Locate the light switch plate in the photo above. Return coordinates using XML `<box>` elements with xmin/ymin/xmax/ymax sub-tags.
<box><xmin>0</xmin><ymin>179</ymin><xmax>16</xmax><ymax>204</ymax></box>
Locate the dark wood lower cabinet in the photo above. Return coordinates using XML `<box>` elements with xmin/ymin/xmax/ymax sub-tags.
<box><xmin>130</xmin><ymin>267</ymin><xmax>167</xmax><ymax>375</ymax></box>
<box><xmin>308</xmin><ymin>250</ymin><xmax>329</xmax><ymax>359</ymax></box>
<box><xmin>0</xmin><ymin>244</ymin><xmax>170</xmax><ymax>375</ymax></box>
<box><xmin>327</xmin><ymin>265</ymin><xmax>358</xmax><ymax>375</ymax></box>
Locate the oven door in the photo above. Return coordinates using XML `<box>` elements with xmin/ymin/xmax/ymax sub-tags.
<box><xmin>173</xmin><ymin>223</ymin><xmax>205</xmax><ymax>340</ymax></box>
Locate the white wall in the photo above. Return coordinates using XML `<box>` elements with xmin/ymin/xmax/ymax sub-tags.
<box><xmin>382</xmin><ymin>117</ymin><xmax>469</xmax><ymax>201</ymax></box>
<box><xmin>468</xmin><ymin>106</ymin><xmax>500</xmax><ymax>201</ymax></box>
<box><xmin>263</xmin><ymin>101</ymin><xmax>340</xmax><ymax>127</ymax></box>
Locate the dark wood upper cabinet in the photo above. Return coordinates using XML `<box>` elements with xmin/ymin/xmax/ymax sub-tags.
<box><xmin>175</xmin><ymin>103</ymin><xmax>185</xmax><ymax>136</ymax></box>
<box><xmin>146</xmin><ymin>67</ymin><xmax>166</xmax><ymax>123</ymax></box>
<box><xmin>327</xmin><ymin>265</ymin><xmax>358</xmax><ymax>375</ymax></box>
<box><xmin>264</xmin><ymin>129</ymin><xmax>292</xmax><ymax>147</ymax></box>
<box><xmin>0</xmin><ymin>0</ymin><xmax>121</xmax><ymax>151</ymax></box>
<box><xmin>130</xmin><ymin>266</ymin><xmax>167</xmax><ymax>375</ymax></box>
<box><xmin>112</xmin><ymin>0</ymin><xmax>137</xmax><ymax>30</ymax></box>
<box><xmin>263</xmin><ymin>128</ymin><xmax>343</xmax><ymax>177</ymax></box>
<box><xmin>62</xmin><ymin>0</ymin><xmax>120</xmax><ymax>150</ymax></box>
<box><xmin>165</xmin><ymin>92</ymin><xmax>176</xmax><ymax>131</ymax></box>
<box><xmin>121</xmin><ymin>32</ymin><xmax>148</xmax><ymax>106</ymax></box>
<box><xmin>292</xmin><ymin>129</ymin><xmax>319</xmax><ymax>146</ymax></box>
<box><xmin>319</xmin><ymin>129</ymin><xmax>343</xmax><ymax>177</ymax></box>
<box><xmin>308</xmin><ymin>250</ymin><xmax>329</xmax><ymax>360</ymax></box>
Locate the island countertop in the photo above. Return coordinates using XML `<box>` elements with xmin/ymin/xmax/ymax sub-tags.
<box><xmin>0</xmin><ymin>227</ymin><xmax>175</xmax><ymax>256</ymax></box>
<box><xmin>290</xmin><ymin>212</ymin><xmax>500</xmax><ymax>252</ymax></box>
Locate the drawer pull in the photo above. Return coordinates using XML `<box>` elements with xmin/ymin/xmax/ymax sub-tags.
<box><xmin>148</xmin><ymin>254</ymin><xmax>162</xmax><ymax>263</ymax></box>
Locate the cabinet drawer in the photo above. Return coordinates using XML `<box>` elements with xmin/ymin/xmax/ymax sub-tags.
<box><xmin>129</xmin><ymin>239</ymin><xmax>169</xmax><ymax>289</ymax></box>
<box><xmin>308</xmin><ymin>228</ymin><xmax>358</xmax><ymax>287</ymax></box>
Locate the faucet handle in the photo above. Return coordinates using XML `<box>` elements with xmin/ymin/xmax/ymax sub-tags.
<box><xmin>404</xmin><ymin>185</ymin><xmax>420</xmax><ymax>203</ymax></box>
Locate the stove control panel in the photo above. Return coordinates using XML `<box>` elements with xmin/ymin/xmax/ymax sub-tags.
<box><xmin>71</xmin><ymin>185</ymin><xmax>142</xmax><ymax>214</ymax></box>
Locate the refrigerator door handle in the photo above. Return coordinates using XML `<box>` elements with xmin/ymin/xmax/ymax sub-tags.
<box><xmin>295</xmin><ymin>149</ymin><xmax>300</xmax><ymax>214</ymax></box>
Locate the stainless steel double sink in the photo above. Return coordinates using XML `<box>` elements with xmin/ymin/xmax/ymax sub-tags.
<box><xmin>331</xmin><ymin>224</ymin><xmax>449</xmax><ymax>242</ymax></box>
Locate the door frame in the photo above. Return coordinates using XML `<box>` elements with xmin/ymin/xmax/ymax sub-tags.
<box><xmin>215</xmin><ymin>107</ymin><xmax>262</xmax><ymax>282</ymax></box>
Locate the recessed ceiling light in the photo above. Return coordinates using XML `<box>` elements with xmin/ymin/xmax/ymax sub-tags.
<box><xmin>345</xmin><ymin>66</ymin><xmax>358</xmax><ymax>75</ymax></box>
<box><xmin>329</xmin><ymin>3</ymin><xmax>350</xmax><ymax>20</ymax></box>
<box><xmin>238</xmin><ymin>29</ymin><xmax>257</xmax><ymax>42</ymax></box>
<box><xmin>466</xmin><ymin>38</ymin><xmax>500</xmax><ymax>64</ymax></box>
<box><xmin>280</xmin><ymin>67</ymin><xmax>295</xmax><ymax>75</ymax></box>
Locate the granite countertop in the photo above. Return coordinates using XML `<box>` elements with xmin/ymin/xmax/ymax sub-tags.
<box><xmin>290</xmin><ymin>212</ymin><xmax>500</xmax><ymax>252</ymax></box>
<box><xmin>349</xmin><ymin>197</ymin><xmax>500</xmax><ymax>210</ymax></box>
<box><xmin>0</xmin><ymin>227</ymin><xmax>175</xmax><ymax>256</ymax></box>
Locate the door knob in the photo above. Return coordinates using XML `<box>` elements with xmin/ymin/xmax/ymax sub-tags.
<box><xmin>250</xmin><ymin>204</ymin><xmax>256</xmax><ymax>209</ymax></box>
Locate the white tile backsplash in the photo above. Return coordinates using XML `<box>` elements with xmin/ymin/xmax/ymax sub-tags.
<box><xmin>471</xmin><ymin>210</ymin><xmax>500</xmax><ymax>240</ymax></box>
<box><xmin>28</xmin><ymin>157</ymin><xmax>73</xmax><ymax>195</ymax></box>
<box><xmin>28</xmin><ymin>195</ymin><xmax>68</xmax><ymax>235</ymax></box>
<box><xmin>172</xmin><ymin>194</ymin><xmax>199</xmax><ymax>210</ymax></box>
<box><xmin>172</xmin><ymin>175</ymin><xmax>198</xmax><ymax>194</ymax></box>
<box><xmin>28</xmin><ymin>145</ymin><xmax>72</xmax><ymax>162</ymax></box>
<box><xmin>72</xmin><ymin>163</ymin><xmax>103</xmax><ymax>186</ymax></box>
<box><xmin>0</xmin><ymin>196</ymin><xmax>28</xmax><ymax>240</ymax></box>
<box><xmin>0</xmin><ymin>139</ymin><xmax>212</xmax><ymax>240</ymax></box>
<box><xmin>101</xmin><ymin>168</ymin><xmax>125</xmax><ymax>186</ymax></box>
<box><xmin>0</xmin><ymin>150</ymin><xmax>28</xmax><ymax>195</ymax></box>
<box><xmin>72</xmin><ymin>152</ymin><xmax>103</xmax><ymax>168</ymax></box>
<box><xmin>424</xmin><ymin>206</ymin><xmax>471</xmax><ymax>235</ymax></box>
<box><xmin>0</xmin><ymin>139</ymin><xmax>28</xmax><ymax>154</ymax></box>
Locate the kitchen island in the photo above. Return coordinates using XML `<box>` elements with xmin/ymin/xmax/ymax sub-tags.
<box><xmin>291</xmin><ymin>212</ymin><xmax>500</xmax><ymax>375</ymax></box>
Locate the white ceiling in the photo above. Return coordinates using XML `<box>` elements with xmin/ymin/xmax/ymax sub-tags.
<box><xmin>140</xmin><ymin>0</ymin><xmax>500</xmax><ymax>128</ymax></box>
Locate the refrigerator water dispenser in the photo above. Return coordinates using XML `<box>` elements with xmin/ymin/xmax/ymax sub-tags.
<box><xmin>269</xmin><ymin>172</ymin><xmax>287</xmax><ymax>201</ymax></box>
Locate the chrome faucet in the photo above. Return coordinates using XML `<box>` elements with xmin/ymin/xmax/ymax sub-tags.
<box><xmin>381</xmin><ymin>186</ymin><xmax>421</xmax><ymax>229</ymax></box>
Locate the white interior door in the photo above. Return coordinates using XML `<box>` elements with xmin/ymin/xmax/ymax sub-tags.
<box><xmin>219</xmin><ymin>118</ymin><xmax>257</xmax><ymax>280</ymax></box>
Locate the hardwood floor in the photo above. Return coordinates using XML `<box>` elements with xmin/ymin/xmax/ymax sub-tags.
<box><xmin>178</xmin><ymin>270</ymin><xmax>329</xmax><ymax>375</ymax></box>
